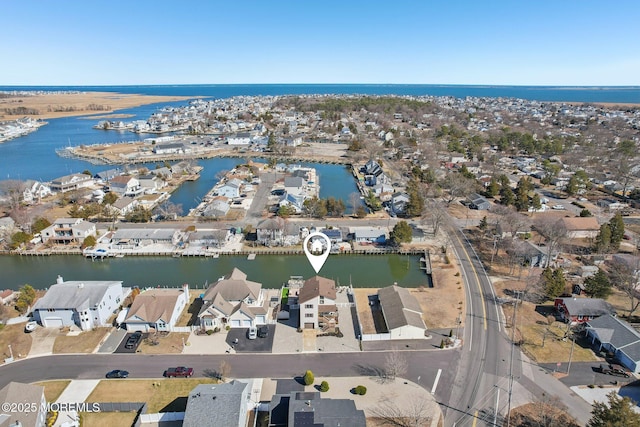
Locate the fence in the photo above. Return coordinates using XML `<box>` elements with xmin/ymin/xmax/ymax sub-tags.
<box><xmin>361</xmin><ymin>333</ymin><xmax>391</xmax><ymax>341</ymax></box>
<box><xmin>171</xmin><ymin>325</ymin><xmax>199</xmax><ymax>333</ymax></box>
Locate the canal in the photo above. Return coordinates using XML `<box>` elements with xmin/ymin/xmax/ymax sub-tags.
<box><xmin>1</xmin><ymin>254</ymin><xmax>430</xmax><ymax>291</ymax></box>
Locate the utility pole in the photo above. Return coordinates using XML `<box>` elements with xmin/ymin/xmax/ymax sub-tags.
<box><xmin>507</xmin><ymin>291</ymin><xmax>521</xmax><ymax>427</ymax></box>
<box><xmin>567</xmin><ymin>331</ymin><xmax>576</xmax><ymax>374</ymax></box>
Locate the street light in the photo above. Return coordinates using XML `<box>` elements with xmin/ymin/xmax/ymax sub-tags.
<box><xmin>506</xmin><ymin>290</ymin><xmax>522</xmax><ymax>427</ymax></box>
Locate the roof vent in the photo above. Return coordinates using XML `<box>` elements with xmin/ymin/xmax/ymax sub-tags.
<box><xmin>56</xmin><ymin>275</ymin><xmax>64</xmax><ymax>284</ymax></box>
<box><xmin>78</xmin><ymin>283</ymin><xmax>84</xmax><ymax>289</ymax></box>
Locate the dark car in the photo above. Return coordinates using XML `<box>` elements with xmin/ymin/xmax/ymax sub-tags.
<box><xmin>598</xmin><ymin>363</ymin><xmax>631</xmax><ymax>378</ymax></box>
<box><xmin>257</xmin><ymin>325</ymin><xmax>269</xmax><ymax>338</ymax></box>
<box><xmin>125</xmin><ymin>332</ymin><xmax>142</xmax><ymax>349</ymax></box>
<box><xmin>106</xmin><ymin>369</ymin><xmax>129</xmax><ymax>379</ymax></box>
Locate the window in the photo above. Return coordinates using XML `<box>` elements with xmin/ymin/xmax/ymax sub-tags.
<box><xmin>305</xmin><ymin>313</ymin><xmax>314</xmax><ymax>318</ymax></box>
<box><xmin>319</xmin><ymin>297</ymin><xmax>325</xmax><ymax>304</ymax></box>
<box><xmin>305</xmin><ymin>304</ymin><xmax>313</xmax><ymax>309</ymax></box>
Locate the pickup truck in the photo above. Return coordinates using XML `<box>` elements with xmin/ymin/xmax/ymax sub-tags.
<box><xmin>597</xmin><ymin>363</ymin><xmax>630</xmax><ymax>378</ymax></box>
<box><xmin>164</xmin><ymin>366</ymin><xmax>194</xmax><ymax>378</ymax></box>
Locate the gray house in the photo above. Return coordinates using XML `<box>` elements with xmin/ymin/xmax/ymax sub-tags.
<box><xmin>468</xmin><ymin>193</ymin><xmax>490</xmax><ymax>210</ymax></box>
<box><xmin>33</xmin><ymin>276</ymin><xmax>123</xmax><ymax>330</ymax></box>
<box><xmin>586</xmin><ymin>314</ymin><xmax>640</xmax><ymax>374</ymax></box>
<box><xmin>183</xmin><ymin>380</ymin><xmax>250</xmax><ymax>427</ymax></box>
<box><xmin>269</xmin><ymin>391</ymin><xmax>366</xmax><ymax>427</ymax></box>
<box><xmin>0</xmin><ymin>382</ymin><xmax>47</xmax><ymax>427</ymax></box>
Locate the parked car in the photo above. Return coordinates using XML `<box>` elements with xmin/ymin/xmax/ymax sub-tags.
<box><xmin>247</xmin><ymin>326</ymin><xmax>258</xmax><ymax>340</ymax></box>
<box><xmin>164</xmin><ymin>366</ymin><xmax>194</xmax><ymax>377</ymax></box>
<box><xmin>125</xmin><ymin>331</ymin><xmax>142</xmax><ymax>349</ymax></box>
<box><xmin>552</xmin><ymin>205</ymin><xmax>566</xmax><ymax>210</ymax></box>
<box><xmin>24</xmin><ymin>321</ymin><xmax>37</xmax><ymax>333</ymax></box>
<box><xmin>597</xmin><ymin>363</ymin><xmax>630</xmax><ymax>378</ymax></box>
<box><xmin>257</xmin><ymin>325</ymin><xmax>269</xmax><ymax>338</ymax></box>
<box><xmin>106</xmin><ymin>369</ymin><xmax>129</xmax><ymax>379</ymax></box>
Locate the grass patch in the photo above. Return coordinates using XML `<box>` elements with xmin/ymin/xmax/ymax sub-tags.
<box><xmin>86</xmin><ymin>378</ymin><xmax>218</xmax><ymax>412</ymax></box>
<box><xmin>53</xmin><ymin>328</ymin><xmax>110</xmax><ymax>354</ymax></box>
<box><xmin>79</xmin><ymin>412</ymin><xmax>137</xmax><ymax>427</ymax></box>
<box><xmin>0</xmin><ymin>323</ymin><xmax>32</xmax><ymax>360</ymax></box>
<box><xmin>34</xmin><ymin>380</ymin><xmax>70</xmax><ymax>402</ymax></box>
<box><xmin>138</xmin><ymin>332</ymin><xmax>190</xmax><ymax>354</ymax></box>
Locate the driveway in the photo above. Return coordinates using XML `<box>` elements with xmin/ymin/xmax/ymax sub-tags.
<box><xmin>227</xmin><ymin>327</ymin><xmax>274</xmax><ymax>353</ymax></box>
<box><xmin>113</xmin><ymin>332</ymin><xmax>148</xmax><ymax>353</ymax></box>
<box><xmin>28</xmin><ymin>327</ymin><xmax>61</xmax><ymax>357</ymax></box>
<box><xmin>98</xmin><ymin>328</ymin><xmax>127</xmax><ymax>353</ymax></box>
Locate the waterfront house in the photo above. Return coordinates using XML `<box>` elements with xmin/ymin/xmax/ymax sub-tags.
<box><xmin>0</xmin><ymin>382</ymin><xmax>47</xmax><ymax>427</ymax></box>
<box><xmin>49</xmin><ymin>173</ymin><xmax>94</xmax><ymax>193</ymax></box>
<box><xmin>150</xmin><ymin>166</ymin><xmax>173</xmax><ymax>180</ymax></box>
<box><xmin>217</xmin><ymin>179</ymin><xmax>243</xmax><ymax>198</ymax></box>
<box><xmin>188</xmin><ymin>229</ymin><xmax>229</xmax><ymax>249</ymax></box>
<box><xmin>298</xmin><ymin>276</ymin><xmax>338</xmax><ymax>330</ymax></box>
<box><xmin>124</xmin><ymin>284</ymin><xmax>189</xmax><ymax>332</ymax></box>
<box><xmin>197</xmin><ymin>268</ymin><xmax>267</xmax><ymax>329</ymax></box>
<box><xmin>138</xmin><ymin>174</ymin><xmax>165</xmax><ymax>193</ymax></box>
<box><xmin>378</xmin><ymin>285</ymin><xmax>427</xmax><ymax>339</ymax></box>
<box><xmin>33</xmin><ymin>275</ymin><xmax>123</xmax><ymax>330</ymax></box>
<box><xmin>94</xmin><ymin>168</ymin><xmax>122</xmax><ymax>182</ymax></box>
<box><xmin>227</xmin><ymin>132</ymin><xmax>252</xmax><ymax>146</ymax></box>
<box><xmin>269</xmin><ymin>391</ymin><xmax>366</xmax><ymax>427</ymax></box>
<box><xmin>22</xmin><ymin>180</ymin><xmax>53</xmax><ymax>204</ymax></box>
<box><xmin>256</xmin><ymin>217</ymin><xmax>286</xmax><ymax>246</ymax></box>
<box><xmin>554</xmin><ymin>297</ymin><xmax>615</xmax><ymax>325</ymax></box>
<box><xmin>153</xmin><ymin>142</ymin><xmax>187</xmax><ymax>155</ymax></box>
<box><xmin>351</xmin><ymin>226</ymin><xmax>387</xmax><ymax>244</ymax></box>
<box><xmin>0</xmin><ymin>289</ymin><xmax>16</xmax><ymax>305</ymax></box>
<box><xmin>561</xmin><ymin>217</ymin><xmax>600</xmax><ymax>239</ymax></box>
<box><xmin>278</xmin><ymin>192</ymin><xmax>305</xmax><ymax>214</ymax></box>
<box><xmin>111</xmin><ymin>228</ymin><xmax>183</xmax><ymax>249</ymax></box>
<box><xmin>586</xmin><ymin>314</ymin><xmax>640</xmax><ymax>373</ymax></box>
<box><xmin>40</xmin><ymin>218</ymin><xmax>96</xmax><ymax>245</ymax></box>
<box><xmin>390</xmin><ymin>192</ymin><xmax>410</xmax><ymax>215</ymax></box>
<box><xmin>109</xmin><ymin>175</ymin><xmax>143</xmax><ymax>197</ymax></box>
<box><xmin>184</xmin><ymin>380</ymin><xmax>250</xmax><ymax>427</ymax></box>
<box><xmin>283</xmin><ymin>176</ymin><xmax>306</xmax><ymax>196</ymax></box>
<box><xmin>362</xmin><ymin>160</ymin><xmax>389</xmax><ymax>186</ymax></box>
<box><xmin>202</xmin><ymin>199</ymin><xmax>231</xmax><ymax>218</ymax></box>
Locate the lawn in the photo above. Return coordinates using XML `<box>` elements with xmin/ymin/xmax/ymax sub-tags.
<box><xmin>79</xmin><ymin>412</ymin><xmax>137</xmax><ymax>427</ymax></box>
<box><xmin>53</xmin><ymin>328</ymin><xmax>111</xmax><ymax>354</ymax></box>
<box><xmin>34</xmin><ymin>380</ymin><xmax>70</xmax><ymax>402</ymax></box>
<box><xmin>138</xmin><ymin>332</ymin><xmax>190</xmax><ymax>354</ymax></box>
<box><xmin>0</xmin><ymin>323</ymin><xmax>32</xmax><ymax>360</ymax></box>
<box><xmin>86</xmin><ymin>378</ymin><xmax>218</xmax><ymax>412</ymax></box>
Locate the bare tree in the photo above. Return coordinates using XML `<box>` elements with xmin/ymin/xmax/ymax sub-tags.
<box><xmin>384</xmin><ymin>348</ymin><xmax>408</xmax><ymax>381</ymax></box>
<box><xmin>533</xmin><ymin>216</ymin><xmax>567</xmax><ymax>268</ymax></box>
<box><xmin>0</xmin><ymin>180</ymin><xmax>26</xmax><ymax>212</ymax></box>
<box><xmin>492</xmin><ymin>205</ymin><xmax>531</xmax><ymax>239</ymax></box>
<box><xmin>440</xmin><ymin>172</ymin><xmax>475</xmax><ymax>205</ymax></box>
<box><xmin>154</xmin><ymin>201</ymin><xmax>183</xmax><ymax>220</ymax></box>
<box><xmin>348</xmin><ymin>192</ymin><xmax>361</xmax><ymax>216</ymax></box>
<box><xmin>608</xmin><ymin>258</ymin><xmax>640</xmax><ymax>318</ymax></box>
<box><xmin>218</xmin><ymin>360</ymin><xmax>231</xmax><ymax>381</ymax></box>
<box><xmin>371</xmin><ymin>397</ymin><xmax>432</xmax><ymax>427</ymax></box>
<box><xmin>421</xmin><ymin>199</ymin><xmax>448</xmax><ymax>235</ymax></box>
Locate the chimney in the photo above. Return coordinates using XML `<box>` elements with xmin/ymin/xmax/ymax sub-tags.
<box><xmin>56</xmin><ymin>275</ymin><xmax>64</xmax><ymax>284</ymax></box>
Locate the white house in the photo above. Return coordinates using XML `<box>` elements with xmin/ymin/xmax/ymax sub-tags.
<box><xmin>41</xmin><ymin>218</ymin><xmax>96</xmax><ymax>245</ymax></box>
<box><xmin>197</xmin><ymin>268</ymin><xmax>266</xmax><ymax>329</ymax></box>
<box><xmin>298</xmin><ymin>276</ymin><xmax>338</xmax><ymax>330</ymax></box>
<box><xmin>217</xmin><ymin>179</ymin><xmax>243</xmax><ymax>198</ymax></box>
<box><xmin>49</xmin><ymin>173</ymin><xmax>94</xmax><ymax>193</ymax></box>
<box><xmin>33</xmin><ymin>275</ymin><xmax>123</xmax><ymax>330</ymax></box>
<box><xmin>112</xmin><ymin>197</ymin><xmax>139</xmax><ymax>216</ymax></box>
<box><xmin>284</xmin><ymin>177</ymin><xmax>306</xmax><ymax>196</ymax></box>
<box><xmin>109</xmin><ymin>176</ymin><xmax>143</xmax><ymax>197</ymax></box>
<box><xmin>137</xmin><ymin>174</ymin><xmax>165</xmax><ymax>193</ymax></box>
<box><xmin>278</xmin><ymin>192</ymin><xmax>305</xmax><ymax>213</ymax></box>
<box><xmin>153</xmin><ymin>142</ymin><xmax>187</xmax><ymax>154</ymax></box>
<box><xmin>227</xmin><ymin>132</ymin><xmax>252</xmax><ymax>146</ymax></box>
<box><xmin>378</xmin><ymin>285</ymin><xmax>427</xmax><ymax>339</ymax></box>
<box><xmin>23</xmin><ymin>180</ymin><xmax>53</xmax><ymax>204</ymax></box>
<box><xmin>124</xmin><ymin>284</ymin><xmax>189</xmax><ymax>332</ymax></box>
<box><xmin>351</xmin><ymin>227</ymin><xmax>387</xmax><ymax>244</ymax></box>
<box><xmin>202</xmin><ymin>199</ymin><xmax>231</xmax><ymax>218</ymax></box>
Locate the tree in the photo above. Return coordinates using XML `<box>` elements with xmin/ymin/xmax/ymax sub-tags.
<box><xmin>609</xmin><ymin>213</ymin><xmax>625</xmax><ymax>251</ymax></box>
<box><xmin>277</xmin><ymin>205</ymin><xmax>295</xmax><ymax>218</ymax></box>
<box><xmin>153</xmin><ymin>201</ymin><xmax>183</xmax><ymax>220</ymax></box>
<box><xmin>125</xmin><ymin>206</ymin><xmax>152</xmax><ymax>223</ymax></box>
<box><xmin>486</xmin><ymin>177</ymin><xmax>500</xmax><ymax>198</ymax></box>
<box><xmin>82</xmin><ymin>235</ymin><xmax>97</xmax><ymax>249</ymax></box>
<box><xmin>405</xmin><ymin>180</ymin><xmax>425</xmax><ymax>217</ymax></box>
<box><xmin>440</xmin><ymin>173</ymin><xmax>474</xmax><ymax>206</ymax></box>
<box><xmin>355</xmin><ymin>205</ymin><xmax>368</xmax><ymax>218</ymax></box>
<box><xmin>303</xmin><ymin>370</ymin><xmax>314</xmax><ymax>386</ymax></box>
<box><xmin>10</xmin><ymin>231</ymin><xmax>31</xmax><ymax>250</ymax></box>
<box><xmin>588</xmin><ymin>391</ymin><xmax>640</xmax><ymax>427</ymax></box>
<box><xmin>500</xmin><ymin>185</ymin><xmax>515</xmax><ymax>206</ymax></box>
<box><xmin>584</xmin><ymin>268</ymin><xmax>612</xmax><ymax>299</ymax></box>
<box><xmin>364</xmin><ymin>190</ymin><xmax>382</xmax><ymax>212</ymax></box>
<box><xmin>534</xmin><ymin>216</ymin><xmax>567</xmax><ymax>268</ymax></box>
<box><xmin>267</xmin><ymin>132</ymin><xmax>276</xmax><ymax>151</ymax></box>
<box><xmin>608</xmin><ymin>257</ymin><xmax>640</xmax><ymax>317</ymax></box>
<box><xmin>325</xmin><ymin>197</ymin><xmax>345</xmax><ymax>217</ymax></box>
<box><xmin>15</xmin><ymin>284</ymin><xmax>36</xmax><ymax>314</ymax></box>
<box><xmin>478</xmin><ymin>216</ymin><xmax>488</xmax><ymax>231</ymax></box>
<box><xmin>384</xmin><ymin>348</ymin><xmax>408</xmax><ymax>381</ymax></box>
<box><xmin>580</xmin><ymin>209</ymin><xmax>593</xmax><ymax>217</ymax></box>
<box><xmin>371</xmin><ymin>397</ymin><xmax>431</xmax><ymax>427</ymax></box>
<box><xmin>540</xmin><ymin>267</ymin><xmax>566</xmax><ymax>300</ymax></box>
<box><xmin>102</xmin><ymin>192</ymin><xmax>118</xmax><ymax>205</ymax></box>
<box><xmin>31</xmin><ymin>217</ymin><xmax>51</xmax><ymax>234</ymax></box>
<box><xmin>302</xmin><ymin>197</ymin><xmax>327</xmax><ymax>218</ymax></box>
<box><xmin>348</xmin><ymin>192</ymin><xmax>361</xmax><ymax>216</ymax></box>
<box><xmin>390</xmin><ymin>221</ymin><xmax>412</xmax><ymax>246</ymax></box>
<box><xmin>594</xmin><ymin>223</ymin><xmax>612</xmax><ymax>253</ymax></box>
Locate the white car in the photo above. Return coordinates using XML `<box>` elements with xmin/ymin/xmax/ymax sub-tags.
<box><xmin>247</xmin><ymin>326</ymin><xmax>257</xmax><ymax>340</ymax></box>
<box><xmin>24</xmin><ymin>321</ymin><xmax>37</xmax><ymax>333</ymax></box>
<box><xmin>552</xmin><ymin>205</ymin><xmax>566</xmax><ymax>210</ymax></box>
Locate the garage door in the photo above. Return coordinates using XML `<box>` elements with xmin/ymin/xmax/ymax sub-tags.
<box><xmin>126</xmin><ymin>324</ymin><xmax>149</xmax><ymax>333</ymax></box>
<box><xmin>231</xmin><ymin>320</ymin><xmax>241</xmax><ymax>328</ymax></box>
<box><xmin>255</xmin><ymin>315</ymin><xmax>266</xmax><ymax>325</ymax></box>
<box><xmin>44</xmin><ymin>318</ymin><xmax>64</xmax><ymax>328</ymax></box>
<box><xmin>241</xmin><ymin>320</ymin><xmax>252</xmax><ymax>327</ymax></box>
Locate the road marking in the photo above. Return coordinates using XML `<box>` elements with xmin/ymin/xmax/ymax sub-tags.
<box><xmin>473</xmin><ymin>410</ymin><xmax>478</xmax><ymax>427</ymax></box>
<box><xmin>431</xmin><ymin>368</ymin><xmax>442</xmax><ymax>394</ymax></box>
<box><xmin>454</xmin><ymin>231</ymin><xmax>487</xmax><ymax>330</ymax></box>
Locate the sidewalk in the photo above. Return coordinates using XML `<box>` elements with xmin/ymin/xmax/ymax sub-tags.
<box><xmin>53</xmin><ymin>380</ymin><xmax>100</xmax><ymax>427</ymax></box>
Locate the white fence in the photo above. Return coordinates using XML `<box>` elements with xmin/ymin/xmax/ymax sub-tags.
<box><xmin>171</xmin><ymin>326</ymin><xmax>199</xmax><ymax>333</ymax></box>
<box><xmin>361</xmin><ymin>333</ymin><xmax>391</xmax><ymax>341</ymax></box>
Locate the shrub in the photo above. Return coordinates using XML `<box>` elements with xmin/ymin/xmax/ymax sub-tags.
<box><xmin>320</xmin><ymin>381</ymin><xmax>329</xmax><ymax>392</ymax></box>
<box><xmin>206</xmin><ymin>329</ymin><xmax>214</xmax><ymax>335</ymax></box>
<box><xmin>353</xmin><ymin>385</ymin><xmax>367</xmax><ymax>395</ymax></box>
<box><xmin>303</xmin><ymin>370</ymin><xmax>315</xmax><ymax>386</ymax></box>
<box><xmin>440</xmin><ymin>339</ymin><xmax>445</xmax><ymax>349</ymax></box>
<box><xmin>213</xmin><ymin>327</ymin><xmax>220</xmax><ymax>333</ymax></box>
<box><xmin>225</xmin><ymin>325</ymin><xmax>231</xmax><ymax>331</ymax></box>
<box><xmin>449</xmin><ymin>329</ymin><xmax>453</xmax><ymax>337</ymax></box>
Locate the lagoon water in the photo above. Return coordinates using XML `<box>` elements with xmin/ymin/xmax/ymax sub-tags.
<box><xmin>0</xmin><ymin>254</ymin><xmax>429</xmax><ymax>291</ymax></box>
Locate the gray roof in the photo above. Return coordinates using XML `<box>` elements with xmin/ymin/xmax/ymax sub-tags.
<box><xmin>33</xmin><ymin>280</ymin><xmax>122</xmax><ymax>312</ymax></box>
<box><xmin>287</xmin><ymin>391</ymin><xmax>366</xmax><ymax>427</ymax></box>
<box><xmin>202</xmin><ymin>268</ymin><xmax>262</xmax><ymax>303</ymax></box>
<box><xmin>587</xmin><ymin>314</ymin><xmax>640</xmax><ymax>361</ymax></box>
<box><xmin>354</xmin><ymin>227</ymin><xmax>386</xmax><ymax>239</ymax></box>
<box><xmin>183</xmin><ymin>380</ymin><xmax>248</xmax><ymax>427</ymax></box>
<box><xmin>558</xmin><ymin>297</ymin><xmax>614</xmax><ymax>317</ymax></box>
<box><xmin>0</xmin><ymin>382</ymin><xmax>45</xmax><ymax>427</ymax></box>
<box><xmin>378</xmin><ymin>285</ymin><xmax>426</xmax><ymax>331</ymax></box>
<box><xmin>113</xmin><ymin>228</ymin><xmax>176</xmax><ymax>241</ymax></box>
<box><xmin>284</xmin><ymin>176</ymin><xmax>304</xmax><ymax>188</ymax></box>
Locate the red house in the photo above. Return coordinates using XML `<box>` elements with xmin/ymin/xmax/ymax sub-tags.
<box><xmin>554</xmin><ymin>297</ymin><xmax>615</xmax><ymax>325</ymax></box>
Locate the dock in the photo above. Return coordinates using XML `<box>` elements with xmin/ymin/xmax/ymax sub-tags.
<box><xmin>247</xmin><ymin>253</ymin><xmax>256</xmax><ymax>260</ymax></box>
<box><xmin>419</xmin><ymin>251</ymin><xmax>432</xmax><ymax>274</ymax></box>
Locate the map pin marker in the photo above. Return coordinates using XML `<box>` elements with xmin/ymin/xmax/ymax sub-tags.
<box><xmin>303</xmin><ymin>231</ymin><xmax>331</xmax><ymax>274</ymax></box>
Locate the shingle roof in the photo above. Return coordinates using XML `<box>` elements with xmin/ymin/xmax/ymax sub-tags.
<box><xmin>202</xmin><ymin>268</ymin><xmax>262</xmax><ymax>302</ymax></box>
<box><xmin>378</xmin><ymin>285</ymin><xmax>426</xmax><ymax>331</ymax></box>
<box><xmin>33</xmin><ymin>280</ymin><xmax>122</xmax><ymax>312</ymax></box>
<box><xmin>561</xmin><ymin>216</ymin><xmax>599</xmax><ymax>231</ymax></box>
<box><xmin>587</xmin><ymin>314</ymin><xmax>640</xmax><ymax>361</ymax></box>
<box><xmin>559</xmin><ymin>297</ymin><xmax>614</xmax><ymax>317</ymax></box>
<box><xmin>125</xmin><ymin>288</ymin><xmax>185</xmax><ymax>324</ymax></box>
<box><xmin>0</xmin><ymin>382</ymin><xmax>45</xmax><ymax>427</ymax></box>
<box><xmin>183</xmin><ymin>380</ymin><xmax>248</xmax><ymax>427</ymax></box>
<box><xmin>299</xmin><ymin>276</ymin><xmax>336</xmax><ymax>304</ymax></box>
<box><xmin>287</xmin><ymin>391</ymin><xmax>366</xmax><ymax>427</ymax></box>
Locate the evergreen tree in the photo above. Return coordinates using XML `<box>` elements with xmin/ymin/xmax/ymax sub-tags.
<box><xmin>580</xmin><ymin>209</ymin><xmax>592</xmax><ymax>217</ymax></box>
<box><xmin>595</xmin><ymin>224</ymin><xmax>612</xmax><ymax>253</ymax></box>
<box><xmin>486</xmin><ymin>177</ymin><xmax>500</xmax><ymax>198</ymax></box>
<box><xmin>609</xmin><ymin>213</ymin><xmax>625</xmax><ymax>251</ymax></box>
<box><xmin>584</xmin><ymin>268</ymin><xmax>612</xmax><ymax>299</ymax></box>
<box><xmin>390</xmin><ymin>221</ymin><xmax>413</xmax><ymax>246</ymax></box>
<box><xmin>588</xmin><ymin>391</ymin><xmax>640</xmax><ymax>427</ymax></box>
<box><xmin>541</xmin><ymin>267</ymin><xmax>566</xmax><ymax>300</ymax></box>
<box><xmin>405</xmin><ymin>180</ymin><xmax>424</xmax><ymax>217</ymax></box>
<box><xmin>530</xmin><ymin>193</ymin><xmax>542</xmax><ymax>211</ymax></box>
<box><xmin>478</xmin><ymin>216</ymin><xmax>488</xmax><ymax>231</ymax></box>
<box><xmin>500</xmin><ymin>186</ymin><xmax>515</xmax><ymax>206</ymax></box>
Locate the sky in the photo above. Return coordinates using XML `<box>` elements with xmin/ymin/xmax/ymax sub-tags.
<box><xmin>2</xmin><ymin>0</ymin><xmax>639</xmax><ymax>86</ymax></box>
